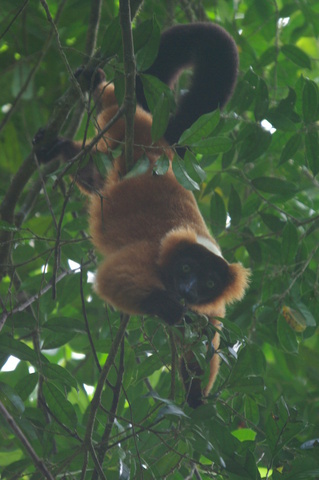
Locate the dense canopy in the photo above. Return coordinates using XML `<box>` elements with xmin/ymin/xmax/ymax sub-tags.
<box><xmin>0</xmin><ymin>1</ymin><xmax>319</xmax><ymax>479</ymax></box>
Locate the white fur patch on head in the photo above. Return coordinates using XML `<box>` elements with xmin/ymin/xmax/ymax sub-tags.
<box><xmin>197</xmin><ymin>235</ymin><xmax>223</xmax><ymax>259</ymax></box>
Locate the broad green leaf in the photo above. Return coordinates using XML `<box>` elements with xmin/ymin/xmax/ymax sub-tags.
<box><xmin>140</xmin><ymin>74</ymin><xmax>175</xmax><ymax>113</ymax></box>
<box><xmin>15</xmin><ymin>373</ymin><xmax>38</xmax><ymax>401</ymax></box>
<box><xmin>172</xmin><ymin>156</ymin><xmax>200</xmax><ymax>191</ymax></box>
<box><xmin>266</xmin><ymin>111</ymin><xmax>297</xmax><ymax>131</ymax></box>
<box><xmin>42</xmin><ymin>383</ymin><xmax>77</xmax><ymax>429</ymax></box>
<box><xmin>281</xmin><ymin>44</ymin><xmax>312</xmax><ymax>69</ymax></box>
<box><xmin>277</xmin><ymin>315</ymin><xmax>299</xmax><ymax>353</ymax></box>
<box><xmin>302</xmin><ymin>79</ymin><xmax>318</xmax><ymax>123</ymax></box>
<box><xmin>191</xmin><ymin>136</ymin><xmax>232</xmax><ymax>155</ymax></box>
<box><xmin>229</xmin><ymin>376</ymin><xmax>264</xmax><ymax>393</ymax></box>
<box><xmin>179</xmin><ymin>110</ymin><xmax>220</xmax><ymax>145</ymax></box>
<box><xmin>259</xmin><ymin>46</ymin><xmax>278</xmax><ymax>66</ymax></box>
<box><xmin>94</xmin><ymin>152</ymin><xmax>113</xmax><ymax>176</ymax></box>
<box><xmin>210</xmin><ymin>191</ymin><xmax>226</xmax><ymax>235</ymax></box>
<box><xmin>158</xmin><ymin>404</ymin><xmax>189</xmax><ymax>418</ymax></box>
<box><xmin>293</xmin><ymin>302</ymin><xmax>317</xmax><ymax>328</ymax></box>
<box><xmin>0</xmin><ymin>382</ymin><xmax>25</xmax><ymax>414</ymax></box>
<box><xmin>244</xmin><ymin>396</ymin><xmax>260</xmax><ymax>425</ymax></box>
<box><xmin>229</xmin><ymin>345</ymin><xmax>266</xmax><ymax>383</ymax></box>
<box><xmin>125</xmin><ymin>155</ymin><xmax>150</xmax><ymax>179</ymax></box>
<box><xmin>0</xmin><ymin>336</ymin><xmax>42</xmax><ymax>366</ymax></box>
<box><xmin>42</xmin><ymin>363</ymin><xmax>77</xmax><ymax>389</ymax></box>
<box><xmin>238</xmin><ymin>127</ymin><xmax>272</xmax><ymax>162</ymax></box>
<box><xmin>281</xmin><ymin>222</ymin><xmax>298</xmax><ymax>264</ymax></box>
<box><xmin>279</xmin><ymin>133</ymin><xmax>302</xmax><ymax>165</ymax></box>
<box><xmin>259</xmin><ymin>212</ymin><xmax>285</xmax><ymax>232</ymax></box>
<box><xmin>184</xmin><ymin>150</ymin><xmax>206</xmax><ymax>182</ymax></box>
<box><xmin>12</xmin><ymin>64</ymin><xmax>33</xmax><ymax>100</ymax></box>
<box><xmin>305</xmin><ymin>130</ymin><xmax>319</xmax><ymax>175</ymax></box>
<box><xmin>134</xmin><ymin>19</ymin><xmax>160</xmax><ymax>71</ymax></box>
<box><xmin>251</xmin><ymin>176</ymin><xmax>297</xmax><ymax>195</ymax></box>
<box><xmin>232</xmin><ymin>428</ymin><xmax>257</xmax><ymax>442</ymax></box>
<box><xmin>153</xmin><ymin>155</ymin><xmax>170</xmax><ymax>175</ymax></box>
<box><xmin>228</xmin><ymin>185</ymin><xmax>242</xmax><ymax>226</ymax></box>
<box><xmin>232</xmin><ymin>68</ymin><xmax>258</xmax><ymax>113</ymax></box>
<box><xmin>151</xmin><ymin>92</ymin><xmax>170</xmax><ymax>141</ymax></box>
<box><xmin>100</xmin><ymin>17</ymin><xmax>122</xmax><ymax>58</ymax></box>
<box><xmin>254</xmin><ymin>78</ymin><xmax>269</xmax><ymax>120</ymax></box>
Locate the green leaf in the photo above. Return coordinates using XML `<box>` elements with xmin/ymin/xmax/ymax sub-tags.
<box><xmin>210</xmin><ymin>191</ymin><xmax>226</xmax><ymax>235</ymax></box>
<box><xmin>0</xmin><ymin>336</ymin><xmax>41</xmax><ymax>366</ymax></box>
<box><xmin>191</xmin><ymin>136</ymin><xmax>232</xmax><ymax>155</ymax></box>
<box><xmin>172</xmin><ymin>156</ymin><xmax>200</xmax><ymax>191</ymax></box>
<box><xmin>15</xmin><ymin>373</ymin><xmax>38</xmax><ymax>401</ymax></box>
<box><xmin>151</xmin><ymin>92</ymin><xmax>170</xmax><ymax>141</ymax></box>
<box><xmin>184</xmin><ymin>150</ymin><xmax>206</xmax><ymax>182</ymax></box>
<box><xmin>0</xmin><ymin>382</ymin><xmax>25</xmax><ymax>414</ymax></box>
<box><xmin>42</xmin><ymin>383</ymin><xmax>77</xmax><ymax>429</ymax></box>
<box><xmin>259</xmin><ymin>212</ymin><xmax>285</xmax><ymax>232</ymax></box>
<box><xmin>244</xmin><ymin>396</ymin><xmax>260</xmax><ymax>425</ymax></box>
<box><xmin>238</xmin><ymin>127</ymin><xmax>272</xmax><ymax>162</ymax></box>
<box><xmin>42</xmin><ymin>363</ymin><xmax>77</xmax><ymax>390</ymax></box>
<box><xmin>254</xmin><ymin>78</ymin><xmax>269</xmax><ymax>120</ymax></box>
<box><xmin>153</xmin><ymin>155</ymin><xmax>170</xmax><ymax>175</ymax></box>
<box><xmin>140</xmin><ymin>74</ymin><xmax>175</xmax><ymax>113</ymax></box>
<box><xmin>305</xmin><ymin>130</ymin><xmax>319</xmax><ymax>175</ymax></box>
<box><xmin>279</xmin><ymin>133</ymin><xmax>302</xmax><ymax>165</ymax></box>
<box><xmin>100</xmin><ymin>17</ymin><xmax>122</xmax><ymax>58</ymax></box>
<box><xmin>179</xmin><ymin>110</ymin><xmax>220</xmax><ymax>145</ymax></box>
<box><xmin>281</xmin><ymin>222</ymin><xmax>299</xmax><ymax>264</ymax></box>
<box><xmin>277</xmin><ymin>315</ymin><xmax>299</xmax><ymax>353</ymax></box>
<box><xmin>228</xmin><ymin>185</ymin><xmax>242</xmax><ymax>226</ymax></box>
<box><xmin>266</xmin><ymin>111</ymin><xmax>297</xmax><ymax>132</ymax></box>
<box><xmin>259</xmin><ymin>46</ymin><xmax>278</xmax><ymax>66</ymax></box>
<box><xmin>134</xmin><ymin>19</ymin><xmax>160</xmax><ymax>71</ymax></box>
<box><xmin>251</xmin><ymin>176</ymin><xmax>297</xmax><ymax>195</ymax></box>
<box><xmin>281</xmin><ymin>44</ymin><xmax>312</xmax><ymax>69</ymax></box>
<box><xmin>293</xmin><ymin>302</ymin><xmax>317</xmax><ymax>328</ymax></box>
<box><xmin>232</xmin><ymin>428</ymin><xmax>257</xmax><ymax>442</ymax></box>
<box><xmin>125</xmin><ymin>156</ymin><xmax>150</xmax><ymax>179</ymax></box>
<box><xmin>229</xmin><ymin>376</ymin><xmax>265</xmax><ymax>393</ymax></box>
<box><xmin>302</xmin><ymin>79</ymin><xmax>318</xmax><ymax>124</ymax></box>
<box><xmin>94</xmin><ymin>152</ymin><xmax>113</xmax><ymax>176</ymax></box>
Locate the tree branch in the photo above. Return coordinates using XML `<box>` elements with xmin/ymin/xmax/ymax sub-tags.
<box><xmin>0</xmin><ymin>400</ymin><xmax>55</xmax><ymax>480</ymax></box>
<box><xmin>81</xmin><ymin>314</ymin><xmax>130</xmax><ymax>478</ymax></box>
<box><xmin>119</xmin><ymin>0</ymin><xmax>136</xmax><ymax>172</ymax></box>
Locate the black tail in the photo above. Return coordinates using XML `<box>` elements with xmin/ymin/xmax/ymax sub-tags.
<box><xmin>136</xmin><ymin>23</ymin><xmax>238</xmax><ymax>146</ymax></box>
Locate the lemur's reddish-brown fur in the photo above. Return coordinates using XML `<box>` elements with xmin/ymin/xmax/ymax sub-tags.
<box><xmin>35</xmin><ymin>23</ymin><xmax>250</xmax><ymax>407</ymax></box>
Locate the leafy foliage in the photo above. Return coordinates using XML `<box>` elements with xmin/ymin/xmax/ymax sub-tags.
<box><xmin>1</xmin><ymin>0</ymin><xmax>319</xmax><ymax>479</ymax></box>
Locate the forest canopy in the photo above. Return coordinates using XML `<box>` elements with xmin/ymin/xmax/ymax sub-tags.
<box><xmin>0</xmin><ymin>0</ymin><xmax>319</xmax><ymax>479</ymax></box>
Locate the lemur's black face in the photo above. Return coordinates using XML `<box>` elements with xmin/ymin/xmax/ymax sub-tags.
<box><xmin>166</xmin><ymin>244</ymin><xmax>232</xmax><ymax>306</ymax></box>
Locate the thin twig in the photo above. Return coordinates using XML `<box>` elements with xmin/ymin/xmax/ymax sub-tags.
<box><xmin>91</xmin><ymin>337</ymin><xmax>125</xmax><ymax>479</ymax></box>
<box><xmin>39</xmin><ymin>0</ymin><xmax>87</xmax><ymax>107</ymax></box>
<box><xmin>0</xmin><ymin>400</ymin><xmax>55</xmax><ymax>480</ymax></box>
<box><xmin>81</xmin><ymin>314</ymin><xmax>130</xmax><ymax>478</ymax></box>
<box><xmin>80</xmin><ymin>264</ymin><xmax>101</xmax><ymax>372</ymax></box>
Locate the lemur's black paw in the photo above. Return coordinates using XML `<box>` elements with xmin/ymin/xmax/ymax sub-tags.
<box><xmin>74</xmin><ymin>66</ymin><xmax>106</xmax><ymax>91</ymax></box>
<box><xmin>33</xmin><ymin>129</ymin><xmax>65</xmax><ymax>164</ymax></box>
<box><xmin>32</xmin><ymin>127</ymin><xmax>46</xmax><ymax>146</ymax></box>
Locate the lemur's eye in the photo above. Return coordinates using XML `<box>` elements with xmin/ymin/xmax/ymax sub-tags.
<box><xmin>182</xmin><ymin>264</ymin><xmax>191</xmax><ymax>273</ymax></box>
<box><xmin>206</xmin><ymin>279</ymin><xmax>215</xmax><ymax>289</ymax></box>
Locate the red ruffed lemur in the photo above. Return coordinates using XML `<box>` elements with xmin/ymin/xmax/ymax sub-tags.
<box><xmin>34</xmin><ymin>23</ymin><xmax>250</xmax><ymax>408</ymax></box>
